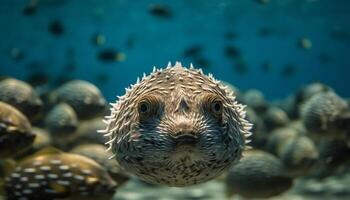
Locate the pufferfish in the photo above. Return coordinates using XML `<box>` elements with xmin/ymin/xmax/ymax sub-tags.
<box><xmin>99</xmin><ymin>62</ymin><xmax>252</xmax><ymax>187</ymax></box>
<box><xmin>4</xmin><ymin>148</ymin><xmax>117</xmax><ymax>200</ymax></box>
<box><xmin>225</xmin><ymin>150</ymin><xmax>293</xmax><ymax>198</ymax></box>
<box><xmin>0</xmin><ymin>101</ymin><xmax>35</xmax><ymax>159</ymax></box>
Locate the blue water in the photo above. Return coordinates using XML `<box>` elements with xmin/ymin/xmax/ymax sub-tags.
<box><xmin>0</xmin><ymin>0</ymin><xmax>349</xmax><ymax>101</ymax></box>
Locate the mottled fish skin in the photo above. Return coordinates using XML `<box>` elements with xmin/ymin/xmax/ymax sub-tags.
<box><xmin>287</xmin><ymin>82</ymin><xmax>334</xmax><ymax>118</ymax></box>
<box><xmin>53</xmin><ymin>117</ymin><xmax>108</xmax><ymax>150</ymax></box>
<box><xmin>0</xmin><ymin>101</ymin><xmax>35</xmax><ymax>158</ymax></box>
<box><xmin>315</xmin><ymin>139</ymin><xmax>350</xmax><ymax>175</ymax></box>
<box><xmin>263</xmin><ymin>106</ymin><xmax>290</xmax><ymax>130</ymax></box>
<box><xmin>70</xmin><ymin>144</ymin><xmax>130</xmax><ymax>186</ymax></box>
<box><xmin>278</xmin><ymin>136</ymin><xmax>319</xmax><ymax>177</ymax></box>
<box><xmin>266</xmin><ymin>127</ymin><xmax>299</xmax><ymax>155</ymax></box>
<box><xmin>51</xmin><ymin>80</ymin><xmax>107</xmax><ymax>120</ymax></box>
<box><xmin>5</xmin><ymin>152</ymin><xmax>117</xmax><ymax>200</ymax></box>
<box><xmin>0</xmin><ymin>78</ymin><xmax>43</xmax><ymax>121</ymax></box>
<box><xmin>301</xmin><ymin>91</ymin><xmax>349</xmax><ymax>139</ymax></box>
<box><xmin>70</xmin><ymin>117</ymin><xmax>108</xmax><ymax>147</ymax></box>
<box><xmin>225</xmin><ymin>150</ymin><xmax>293</xmax><ymax>198</ymax></box>
<box><xmin>242</xmin><ymin>89</ymin><xmax>267</xmax><ymax>114</ymax></box>
<box><xmin>100</xmin><ymin>62</ymin><xmax>252</xmax><ymax>186</ymax></box>
<box><xmin>295</xmin><ymin>82</ymin><xmax>333</xmax><ymax>106</ymax></box>
<box><xmin>16</xmin><ymin>127</ymin><xmax>52</xmax><ymax>159</ymax></box>
<box><xmin>45</xmin><ymin>103</ymin><xmax>78</xmax><ymax>136</ymax></box>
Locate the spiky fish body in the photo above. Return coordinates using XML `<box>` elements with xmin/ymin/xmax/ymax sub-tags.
<box><xmin>100</xmin><ymin>62</ymin><xmax>252</xmax><ymax>186</ymax></box>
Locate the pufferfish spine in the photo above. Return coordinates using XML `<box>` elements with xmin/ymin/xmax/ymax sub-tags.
<box><xmin>99</xmin><ymin>62</ymin><xmax>252</xmax><ymax>186</ymax></box>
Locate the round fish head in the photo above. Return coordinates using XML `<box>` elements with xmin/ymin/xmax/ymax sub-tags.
<box><xmin>102</xmin><ymin>62</ymin><xmax>252</xmax><ymax>186</ymax></box>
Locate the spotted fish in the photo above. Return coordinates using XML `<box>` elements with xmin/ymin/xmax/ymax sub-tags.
<box><xmin>4</xmin><ymin>148</ymin><xmax>117</xmax><ymax>200</ymax></box>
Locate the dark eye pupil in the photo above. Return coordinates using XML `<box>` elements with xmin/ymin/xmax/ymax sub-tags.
<box><xmin>140</xmin><ymin>103</ymin><xmax>149</xmax><ymax>113</ymax></box>
<box><xmin>214</xmin><ymin>102</ymin><xmax>221</xmax><ymax>112</ymax></box>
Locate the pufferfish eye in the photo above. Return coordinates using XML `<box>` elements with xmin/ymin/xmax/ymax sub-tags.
<box><xmin>210</xmin><ymin>100</ymin><xmax>223</xmax><ymax>115</ymax></box>
<box><xmin>138</xmin><ymin>101</ymin><xmax>151</xmax><ymax>114</ymax></box>
<box><xmin>137</xmin><ymin>95</ymin><xmax>162</xmax><ymax>119</ymax></box>
<box><xmin>202</xmin><ymin>94</ymin><xmax>224</xmax><ymax>119</ymax></box>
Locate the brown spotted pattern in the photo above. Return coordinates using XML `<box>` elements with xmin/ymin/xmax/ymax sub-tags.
<box><xmin>5</xmin><ymin>152</ymin><xmax>117</xmax><ymax>200</ymax></box>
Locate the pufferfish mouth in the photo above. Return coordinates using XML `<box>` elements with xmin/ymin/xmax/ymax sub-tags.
<box><xmin>172</xmin><ymin>134</ymin><xmax>198</xmax><ymax>147</ymax></box>
<box><xmin>170</xmin><ymin>134</ymin><xmax>203</xmax><ymax>160</ymax></box>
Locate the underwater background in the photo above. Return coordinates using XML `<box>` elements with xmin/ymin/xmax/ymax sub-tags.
<box><xmin>0</xmin><ymin>0</ymin><xmax>350</xmax><ymax>200</ymax></box>
<box><xmin>0</xmin><ymin>0</ymin><xmax>349</xmax><ymax>101</ymax></box>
